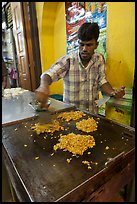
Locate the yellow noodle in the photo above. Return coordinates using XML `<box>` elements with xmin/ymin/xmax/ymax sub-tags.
<box><xmin>31</xmin><ymin>120</ymin><xmax>64</xmax><ymax>134</ymax></box>
<box><xmin>76</xmin><ymin>118</ymin><xmax>98</xmax><ymax>133</ymax></box>
<box><xmin>57</xmin><ymin>111</ymin><xmax>86</xmax><ymax>122</ymax></box>
<box><xmin>54</xmin><ymin>133</ymin><xmax>95</xmax><ymax>155</ymax></box>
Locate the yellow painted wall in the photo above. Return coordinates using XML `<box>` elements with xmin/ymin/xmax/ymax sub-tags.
<box><xmin>36</xmin><ymin>2</ymin><xmax>66</xmax><ymax>94</ymax></box>
<box><xmin>51</xmin><ymin>2</ymin><xmax>66</xmax><ymax>94</ymax></box>
<box><xmin>41</xmin><ymin>3</ymin><xmax>57</xmax><ymax>71</ymax></box>
<box><xmin>106</xmin><ymin>2</ymin><xmax>135</xmax><ymax>88</ymax></box>
<box><xmin>54</xmin><ymin>3</ymin><xmax>67</xmax><ymax>61</ymax></box>
<box><xmin>36</xmin><ymin>2</ymin><xmax>135</xmax><ymax>94</ymax></box>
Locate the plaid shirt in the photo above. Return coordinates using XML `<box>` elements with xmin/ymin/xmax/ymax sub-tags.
<box><xmin>42</xmin><ymin>51</ymin><xmax>107</xmax><ymax>114</ymax></box>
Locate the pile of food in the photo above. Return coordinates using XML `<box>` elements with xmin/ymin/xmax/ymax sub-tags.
<box><xmin>31</xmin><ymin>110</ymin><xmax>98</xmax><ymax>158</ymax></box>
<box><xmin>3</xmin><ymin>87</ymin><xmax>28</xmax><ymax>98</ymax></box>
<box><xmin>31</xmin><ymin>120</ymin><xmax>64</xmax><ymax>134</ymax></box>
<box><xmin>53</xmin><ymin>132</ymin><xmax>95</xmax><ymax>155</ymax></box>
<box><xmin>76</xmin><ymin>117</ymin><xmax>98</xmax><ymax>133</ymax></box>
<box><xmin>57</xmin><ymin>111</ymin><xmax>86</xmax><ymax>122</ymax></box>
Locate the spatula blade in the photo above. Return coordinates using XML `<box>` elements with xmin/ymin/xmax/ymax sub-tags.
<box><xmin>96</xmin><ymin>95</ymin><xmax>110</xmax><ymax>107</ymax></box>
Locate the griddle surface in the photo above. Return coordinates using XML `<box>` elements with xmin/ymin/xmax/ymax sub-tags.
<box><xmin>2</xmin><ymin>108</ymin><xmax>135</xmax><ymax>202</ymax></box>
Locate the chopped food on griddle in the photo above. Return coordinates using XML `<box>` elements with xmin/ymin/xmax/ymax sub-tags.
<box><xmin>66</xmin><ymin>158</ymin><xmax>72</xmax><ymax>163</ymax></box>
<box><xmin>53</xmin><ymin>132</ymin><xmax>95</xmax><ymax>155</ymax></box>
<box><xmin>76</xmin><ymin>117</ymin><xmax>98</xmax><ymax>133</ymax></box>
<box><xmin>35</xmin><ymin>156</ymin><xmax>39</xmax><ymax>160</ymax></box>
<box><xmin>57</xmin><ymin>111</ymin><xmax>86</xmax><ymax>121</ymax></box>
<box><xmin>82</xmin><ymin>160</ymin><xmax>92</xmax><ymax>169</ymax></box>
<box><xmin>82</xmin><ymin>160</ymin><xmax>90</xmax><ymax>165</ymax></box>
<box><xmin>82</xmin><ymin>160</ymin><xmax>98</xmax><ymax>169</ymax></box>
<box><xmin>31</xmin><ymin>120</ymin><xmax>64</xmax><ymax>134</ymax></box>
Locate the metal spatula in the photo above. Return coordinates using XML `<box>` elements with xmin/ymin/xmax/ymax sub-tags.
<box><xmin>29</xmin><ymin>99</ymin><xmax>51</xmax><ymax>111</ymax></box>
<box><xmin>96</xmin><ymin>95</ymin><xmax>110</xmax><ymax>107</ymax></box>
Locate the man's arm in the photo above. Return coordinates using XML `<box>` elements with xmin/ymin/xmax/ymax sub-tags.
<box><xmin>35</xmin><ymin>74</ymin><xmax>52</xmax><ymax>104</ymax></box>
<box><xmin>35</xmin><ymin>55</ymin><xmax>70</xmax><ymax>104</ymax></box>
<box><xmin>101</xmin><ymin>82</ymin><xmax>125</xmax><ymax>98</ymax></box>
<box><xmin>40</xmin><ymin>74</ymin><xmax>52</xmax><ymax>86</ymax></box>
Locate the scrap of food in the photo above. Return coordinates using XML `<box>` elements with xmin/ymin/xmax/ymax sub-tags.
<box><xmin>57</xmin><ymin>111</ymin><xmax>86</xmax><ymax>122</ymax></box>
<box><xmin>82</xmin><ymin>160</ymin><xmax>98</xmax><ymax>169</ymax></box>
<box><xmin>31</xmin><ymin>120</ymin><xmax>64</xmax><ymax>134</ymax></box>
<box><xmin>76</xmin><ymin>117</ymin><xmax>98</xmax><ymax>133</ymax></box>
<box><xmin>53</xmin><ymin>132</ymin><xmax>95</xmax><ymax>155</ymax></box>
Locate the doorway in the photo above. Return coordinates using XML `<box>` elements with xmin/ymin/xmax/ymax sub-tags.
<box><xmin>2</xmin><ymin>2</ymin><xmax>42</xmax><ymax>91</ymax></box>
<box><xmin>2</xmin><ymin>2</ymin><xmax>18</xmax><ymax>88</ymax></box>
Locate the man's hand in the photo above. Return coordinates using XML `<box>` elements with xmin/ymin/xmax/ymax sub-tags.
<box><xmin>35</xmin><ymin>74</ymin><xmax>52</xmax><ymax>107</ymax></box>
<box><xmin>101</xmin><ymin>83</ymin><xmax>125</xmax><ymax>99</ymax></box>
<box><xmin>35</xmin><ymin>85</ymin><xmax>50</xmax><ymax>104</ymax></box>
<box><xmin>112</xmin><ymin>86</ymin><xmax>125</xmax><ymax>98</ymax></box>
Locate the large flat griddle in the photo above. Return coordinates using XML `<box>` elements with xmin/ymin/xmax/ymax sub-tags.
<box><xmin>2</xmin><ymin>107</ymin><xmax>135</xmax><ymax>202</ymax></box>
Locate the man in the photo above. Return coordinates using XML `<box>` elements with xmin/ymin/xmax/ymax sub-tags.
<box><xmin>35</xmin><ymin>22</ymin><xmax>125</xmax><ymax>114</ymax></box>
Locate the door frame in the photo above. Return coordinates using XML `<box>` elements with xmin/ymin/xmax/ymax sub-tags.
<box><xmin>10</xmin><ymin>2</ymin><xmax>42</xmax><ymax>91</ymax></box>
<box><xmin>22</xmin><ymin>2</ymin><xmax>42</xmax><ymax>91</ymax></box>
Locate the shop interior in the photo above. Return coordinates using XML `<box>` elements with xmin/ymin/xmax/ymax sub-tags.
<box><xmin>2</xmin><ymin>2</ymin><xmax>19</xmax><ymax>88</ymax></box>
<box><xmin>2</xmin><ymin>2</ymin><xmax>135</xmax><ymax>202</ymax></box>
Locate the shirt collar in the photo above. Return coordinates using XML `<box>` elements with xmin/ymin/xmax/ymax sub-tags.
<box><xmin>78</xmin><ymin>51</ymin><xmax>96</xmax><ymax>69</ymax></box>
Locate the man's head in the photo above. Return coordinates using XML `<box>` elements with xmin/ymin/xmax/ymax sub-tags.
<box><xmin>78</xmin><ymin>22</ymin><xmax>100</xmax><ymax>41</ymax></box>
<box><xmin>78</xmin><ymin>22</ymin><xmax>100</xmax><ymax>62</ymax></box>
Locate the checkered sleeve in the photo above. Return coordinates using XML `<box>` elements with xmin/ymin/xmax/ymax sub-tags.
<box><xmin>41</xmin><ymin>55</ymin><xmax>70</xmax><ymax>82</ymax></box>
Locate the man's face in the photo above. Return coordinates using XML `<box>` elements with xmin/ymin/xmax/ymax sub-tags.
<box><xmin>78</xmin><ymin>39</ymin><xmax>98</xmax><ymax>61</ymax></box>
